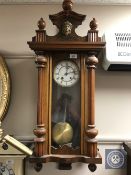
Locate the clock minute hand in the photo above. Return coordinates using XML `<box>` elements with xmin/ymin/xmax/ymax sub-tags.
<box><xmin>64</xmin><ymin>65</ymin><xmax>69</xmax><ymax>76</ymax></box>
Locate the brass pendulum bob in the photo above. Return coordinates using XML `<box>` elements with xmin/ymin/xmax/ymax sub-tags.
<box><xmin>52</xmin><ymin>97</ymin><xmax>73</xmax><ymax>145</ymax></box>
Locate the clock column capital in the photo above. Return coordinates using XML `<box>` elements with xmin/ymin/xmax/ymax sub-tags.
<box><xmin>35</xmin><ymin>56</ymin><xmax>48</xmax><ymax>68</ymax></box>
<box><xmin>85</xmin><ymin>54</ymin><xmax>98</xmax><ymax>69</ymax></box>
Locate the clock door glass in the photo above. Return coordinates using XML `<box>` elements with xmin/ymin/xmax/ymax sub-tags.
<box><xmin>51</xmin><ymin>53</ymin><xmax>81</xmax><ymax>153</ymax></box>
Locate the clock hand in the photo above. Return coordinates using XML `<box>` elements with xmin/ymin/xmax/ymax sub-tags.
<box><xmin>65</xmin><ymin>63</ymin><xmax>68</xmax><ymax>71</ymax></box>
<box><xmin>65</xmin><ymin>65</ymin><xmax>69</xmax><ymax>76</ymax></box>
<box><xmin>66</xmin><ymin>71</ymin><xmax>78</xmax><ymax>75</ymax></box>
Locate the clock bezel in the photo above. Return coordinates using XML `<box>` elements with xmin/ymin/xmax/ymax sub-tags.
<box><xmin>53</xmin><ymin>60</ymin><xmax>80</xmax><ymax>87</ymax></box>
<box><xmin>0</xmin><ymin>56</ymin><xmax>10</xmax><ymax>121</ymax></box>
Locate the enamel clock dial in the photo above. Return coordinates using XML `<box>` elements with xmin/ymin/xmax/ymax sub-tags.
<box><xmin>53</xmin><ymin>60</ymin><xmax>79</xmax><ymax>87</ymax></box>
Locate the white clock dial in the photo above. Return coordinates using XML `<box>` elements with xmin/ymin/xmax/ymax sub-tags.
<box><xmin>53</xmin><ymin>60</ymin><xmax>79</xmax><ymax>87</ymax></box>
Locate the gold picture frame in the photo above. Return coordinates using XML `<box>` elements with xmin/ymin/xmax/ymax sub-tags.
<box><xmin>0</xmin><ymin>56</ymin><xmax>10</xmax><ymax>121</ymax></box>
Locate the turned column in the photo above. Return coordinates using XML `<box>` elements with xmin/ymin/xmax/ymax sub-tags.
<box><xmin>34</xmin><ymin>56</ymin><xmax>48</xmax><ymax>157</ymax></box>
<box><xmin>33</xmin><ymin>18</ymin><xmax>48</xmax><ymax>157</ymax></box>
<box><xmin>85</xmin><ymin>54</ymin><xmax>98</xmax><ymax>158</ymax></box>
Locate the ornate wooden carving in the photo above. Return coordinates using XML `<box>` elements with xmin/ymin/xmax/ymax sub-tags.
<box><xmin>35</xmin><ymin>18</ymin><xmax>46</xmax><ymax>43</ymax></box>
<box><xmin>49</xmin><ymin>0</ymin><xmax>86</xmax><ymax>41</ymax></box>
<box><xmin>27</xmin><ymin>0</ymin><xmax>106</xmax><ymax>171</ymax></box>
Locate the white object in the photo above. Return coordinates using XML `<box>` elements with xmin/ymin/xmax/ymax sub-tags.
<box><xmin>103</xmin><ymin>32</ymin><xmax>131</xmax><ymax>71</ymax></box>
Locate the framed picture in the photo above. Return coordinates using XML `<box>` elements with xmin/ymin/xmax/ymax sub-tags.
<box><xmin>0</xmin><ymin>56</ymin><xmax>10</xmax><ymax>121</ymax></box>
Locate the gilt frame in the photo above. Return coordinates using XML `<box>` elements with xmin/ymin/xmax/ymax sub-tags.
<box><xmin>0</xmin><ymin>56</ymin><xmax>10</xmax><ymax>121</ymax></box>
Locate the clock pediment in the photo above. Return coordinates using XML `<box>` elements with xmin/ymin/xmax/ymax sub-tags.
<box><xmin>49</xmin><ymin>8</ymin><xmax>86</xmax><ymax>40</ymax></box>
<box><xmin>28</xmin><ymin>0</ymin><xmax>105</xmax><ymax>53</ymax></box>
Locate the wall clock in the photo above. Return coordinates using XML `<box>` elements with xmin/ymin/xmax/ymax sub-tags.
<box><xmin>0</xmin><ymin>56</ymin><xmax>10</xmax><ymax>121</ymax></box>
<box><xmin>27</xmin><ymin>0</ymin><xmax>106</xmax><ymax>172</ymax></box>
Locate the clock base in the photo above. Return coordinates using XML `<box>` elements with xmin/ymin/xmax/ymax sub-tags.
<box><xmin>28</xmin><ymin>151</ymin><xmax>102</xmax><ymax>171</ymax></box>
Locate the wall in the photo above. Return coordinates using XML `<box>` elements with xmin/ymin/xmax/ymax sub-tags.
<box><xmin>0</xmin><ymin>3</ymin><xmax>131</xmax><ymax>175</ymax></box>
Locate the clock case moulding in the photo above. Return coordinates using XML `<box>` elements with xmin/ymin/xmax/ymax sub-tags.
<box><xmin>27</xmin><ymin>0</ymin><xmax>106</xmax><ymax>172</ymax></box>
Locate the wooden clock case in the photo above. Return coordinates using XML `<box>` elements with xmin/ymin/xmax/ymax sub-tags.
<box><xmin>27</xmin><ymin>0</ymin><xmax>106</xmax><ymax>172</ymax></box>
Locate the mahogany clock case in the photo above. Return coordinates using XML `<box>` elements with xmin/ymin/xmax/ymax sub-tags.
<box><xmin>27</xmin><ymin>0</ymin><xmax>105</xmax><ymax>171</ymax></box>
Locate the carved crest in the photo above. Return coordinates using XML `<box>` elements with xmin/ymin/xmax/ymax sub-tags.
<box><xmin>28</xmin><ymin>0</ymin><xmax>104</xmax><ymax>53</ymax></box>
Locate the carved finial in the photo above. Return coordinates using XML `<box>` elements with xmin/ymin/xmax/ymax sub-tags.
<box><xmin>62</xmin><ymin>0</ymin><xmax>73</xmax><ymax>11</ymax></box>
<box><xmin>89</xmin><ymin>18</ymin><xmax>98</xmax><ymax>30</ymax></box>
<box><xmin>37</xmin><ymin>18</ymin><xmax>46</xmax><ymax>30</ymax></box>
